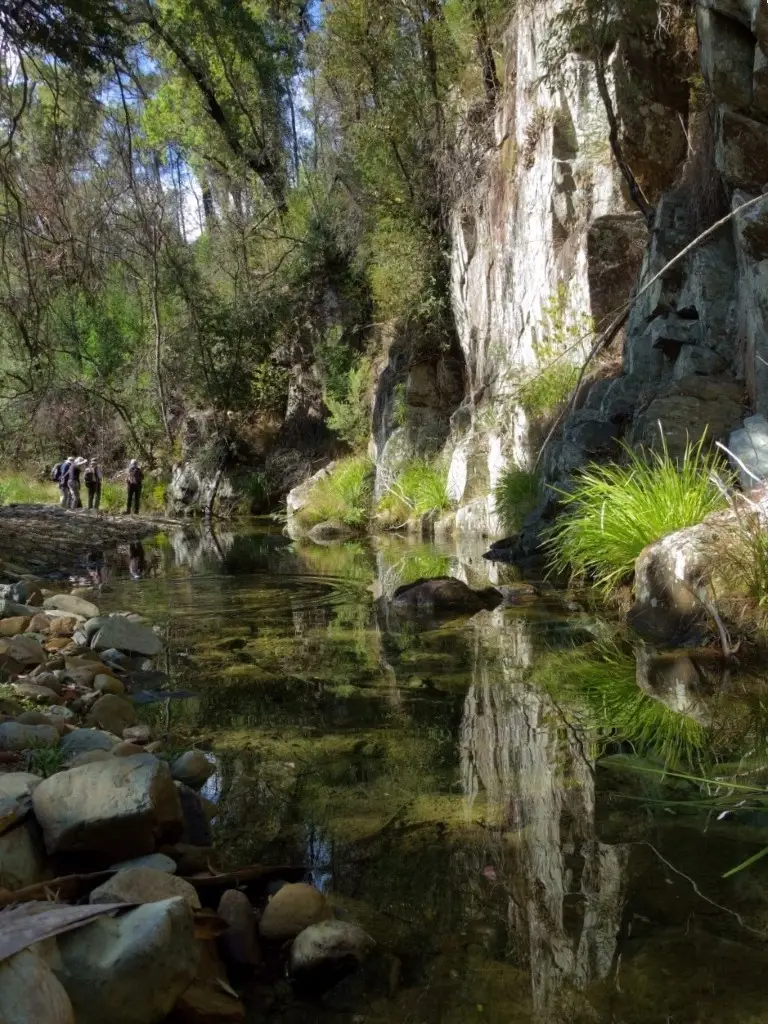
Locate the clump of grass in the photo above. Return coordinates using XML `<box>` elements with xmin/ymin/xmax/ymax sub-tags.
<box><xmin>519</xmin><ymin>363</ymin><xmax>579</xmax><ymax>419</ymax></box>
<box><xmin>26</xmin><ymin>742</ymin><xmax>65</xmax><ymax>778</ymax></box>
<box><xmin>100</xmin><ymin>480</ymin><xmax>166</xmax><ymax>514</ymax></box>
<box><xmin>493</xmin><ymin>467</ymin><xmax>539</xmax><ymax>534</ymax></box>
<box><xmin>0</xmin><ymin>474</ymin><xmax>58</xmax><ymax>506</ymax></box>
<box><xmin>296</xmin><ymin>457</ymin><xmax>374</xmax><ymax>530</ymax></box>
<box><xmin>377</xmin><ymin>460</ymin><xmax>453</xmax><ymax>527</ymax></box>
<box><xmin>546</xmin><ymin>435</ymin><xmax>729</xmax><ymax>595</ymax></box>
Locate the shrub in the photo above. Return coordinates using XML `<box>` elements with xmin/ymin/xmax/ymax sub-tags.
<box><xmin>518</xmin><ymin>362</ymin><xmax>579</xmax><ymax>420</ymax></box>
<box><xmin>326</xmin><ymin>360</ymin><xmax>372</xmax><ymax>451</ymax></box>
<box><xmin>100</xmin><ymin>480</ymin><xmax>166</xmax><ymax>514</ymax></box>
<box><xmin>296</xmin><ymin>457</ymin><xmax>374</xmax><ymax>529</ymax></box>
<box><xmin>377</xmin><ymin>460</ymin><xmax>453</xmax><ymax>526</ymax></box>
<box><xmin>493</xmin><ymin>468</ymin><xmax>539</xmax><ymax>534</ymax></box>
<box><xmin>546</xmin><ymin>435</ymin><xmax>729</xmax><ymax>595</ymax></box>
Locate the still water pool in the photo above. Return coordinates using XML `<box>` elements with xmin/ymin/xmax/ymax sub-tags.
<box><xmin>102</xmin><ymin>524</ymin><xmax>768</xmax><ymax>1024</ymax></box>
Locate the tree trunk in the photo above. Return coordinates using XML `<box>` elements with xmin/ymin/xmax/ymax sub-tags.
<box><xmin>150</xmin><ymin>244</ymin><xmax>173</xmax><ymax>446</ymax></box>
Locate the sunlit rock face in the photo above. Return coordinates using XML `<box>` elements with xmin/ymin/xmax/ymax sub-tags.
<box><xmin>443</xmin><ymin>1</ymin><xmax>688</xmax><ymax>536</ymax></box>
<box><xmin>459</xmin><ymin>615</ymin><xmax>628</xmax><ymax>1021</ymax></box>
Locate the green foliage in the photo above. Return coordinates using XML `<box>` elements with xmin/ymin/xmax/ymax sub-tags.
<box><xmin>100</xmin><ymin>480</ymin><xmax>167</xmax><ymax>515</ymax></box>
<box><xmin>25</xmin><ymin>743</ymin><xmax>65</xmax><ymax>779</ymax></box>
<box><xmin>326</xmin><ymin>360</ymin><xmax>373</xmax><ymax>452</ymax></box>
<box><xmin>0</xmin><ymin>475</ymin><xmax>58</xmax><ymax>506</ymax></box>
<box><xmin>546</xmin><ymin>436</ymin><xmax>729</xmax><ymax>594</ymax></box>
<box><xmin>251</xmin><ymin>363</ymin><xmax>289</xmax><ymax>414</ymax></box>
<box><xmin>378</xmin><ymin>461</ymin><xmax>453</xmax><ymax>526</ymax></box>
<box><xmin>518</xmin><ymin>363</ymin><xmax>579</xmax><ymax>420</ymax></box>
<box><xmin>296</xmin><ymin>457</ymin><xmax>375</xmax><ymax>530</ymax></box>
<box><xmin>493</xmin><ymin>468</ymin><xmax>539</xmax><ymax>534</ymax></box>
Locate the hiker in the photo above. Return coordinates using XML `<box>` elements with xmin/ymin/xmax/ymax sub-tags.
<box><xmin>66</xmin><ymin>457</ymin><xmax>85</xmax><ymax>509</ymax></box>
<box><xmin>126</xmin><ymin>459</ymin><xmax>143</xmax><ymax>514</ymax></box>
<box><xmin>52</xmin><ymin>457</ymin><xmax>72</xmax><ymax>508</ymax></box>
<box><xmin>84</xmin><ymin>459</ymin><xmax>102</xmax><ymax>510</ymax></box>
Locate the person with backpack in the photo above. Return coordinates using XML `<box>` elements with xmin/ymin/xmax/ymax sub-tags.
<box><xmin>51</xmin><ymin>458</ymin><xmax>71</xmax><ymax>507</ymax></box>
<box><xmin>84</xmin><ymin>459</ymin><xmax>102</xmax><ymax>510</ymax></box>
<box><xmin>126</xmin><ymin>459</ymin><xmax>143</xmax><ymax>514</ymax></box>
<box><xmin>66</xmin><ymin>457</ymin><xmax>85</xmax><ymax>509</ymax></box>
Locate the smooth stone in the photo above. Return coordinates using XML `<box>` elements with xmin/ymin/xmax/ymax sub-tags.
<box><xmin>0</xmin><ymin>616</ymin><xmax>31</xmax><ymax>636</ymax></box>
<box><xmin>110</xmin><ymin>852</ymin><xmax>177</xmax><ymax>874</ymax></box>
<box><xmin>72</xmin><ymin>631</ymin><xmax>88</xmax><ymax>647</ymax></box>
<box><xmin>63</xmin><ymin>666</ymin><xmax>99</xmax><ymax>689</ymax></box>
<box><xmin>27</xmin><ymin>671</ymin><xmax>62</xmax><ymax>693</ymax></box>
<box><xmin>59</xmin><ymin>728</ymin><xmax>118</xmax><ymax>760</ymax></box>
<box><xmin>26</xmin><ymin>613</ymin><xmax>51</xmax><ymax>633</ymax></box>
<box><xmin>0</xmin><ymin>696</ymin><xmax>24</xmax><ymax>716</ymax></box>
<box><xmin>45</xmin><ymin>638</ymin><xmax>73</xmax><ymax>652</ymax></box>
<box><xmin>43</xmin><ymin>594</ymin><xmax>100</xmax><ymax>619</ymax></box>
<box><xmin>7</xmin><ymin>636</ymin><xmax>46</xmax><ymax>666</ymax></box>
<box><xmin>288</xmin><ymin>920</ymin><xmax>376</xmax><ymax>989</ymax></box>
<box><xmin>54</xmin><ymin>898</ymin><xmax>199</xmax><ymax>1024</ymax></box>
<box><xmin>44</xmin><ymin>704</ymin><xmax>77</xmax><ymax>724</ymax></box>
<box><xmin>0</xmin><ymin>772</ymin><xmax>43</xmax><ymax>799</ymax></box>
<box><xmin>111</xmin><ymin>742</ymin><xmax>145</xmax><ymax>757</ymax></box>
<box><xmin>32</xmin><ymin>754</ymin><xmax>183</xmax><ymax>858</ymax></box>
<box><xmin>390</xmin><ymin>577</ymin><xmax>504</xmax><ymax>614</ymax></box>
<box><xmin>0</xmin><ymin>599</ymin><xmax>36</xmax><ymax>619</ymax></box>
<box><xmin>176</xmin><ymin>783</ymin><xmax>213</xmax><ymax>847</ymax></box>
<box><xmin>259</xmin><ymin>883</ymin><xmax>333</xmax><ymax>942</ymax></box>
<box><xmin>162</xmin><ymin>843</ymin><xmax>215</xmax><ymax>875</ymax></box>
<box><xmin>217</xmin><ymin>889</ymin><xmax>260</xmax><ymax>966</ymax></box>
<box><xmin>12</xmin><ymin>682</ymin><xmax>62</xmax><ymax>705</ymax></box>
<box><xmin>0</xmin><ymin>819</ymin><xmax>48</xmax><ymax>891</ymax></box>
<box><xmin>47</xmin><ymin>616</ymin><xmax>79</xmax><ymax>637</ymax></box>
<box><xmin>90</xmin><ymin>867</ymin><xmax>201</xmax><ymax>909</ymax></box>
<box><xmin>87</xmin><ymin>617</ymin><xmax>162</xmax><ymax>657</ymax></box>
<box><xmin>170</xmin><ymin>750</ymin><xmax>214</xmax><ymax>791</ymax></box>
<box><xmin>123</xmin><ymin>724</ymin><xmax>152</xmax><ymax>745</ymax></box>
<box><xmin>0</xmin><ymin>947</ymin><xmax>75</xmax><ymax>1024</ymax></box>
<box><xmin>94</xmin><ymin>674</ymin><xmax>125</xmax><ymax>696</ymax></box>
<box><xmin>0</xmin><ymin>722</ymin><xmax>59</xmax><ymax>752</ymax></box>
<box><xmin>68</xmin><ymin>750</ymin><xmax>113</xmax><ymax>768</ymax></box>
<box><xmin>16</xmin><ymin>709</ymin><xmax>53</xmax><ymax>726</ymax></box>
<box><xmin>101</xmin><ymin>648</ymin><xmax>131</xmax><ymax>668</ymax></box>
<box><xmin>86</xmin><ymin>694</ymin><xmax>137</xmax><ymax>735</ymax></box>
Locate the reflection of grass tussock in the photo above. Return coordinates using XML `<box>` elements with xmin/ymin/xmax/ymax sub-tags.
<box><xmin>533</xmin><ymin>639</ymin><xmax>708</xmax><ymax>769</ymax></box>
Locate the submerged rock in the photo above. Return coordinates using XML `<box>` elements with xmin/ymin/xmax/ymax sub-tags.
<box><xmin>43</xmin><ymin>594</ymin><xmax>100</xmax><ymax>619</ymax></box>
<box><xmin>86</xmin><ymin>694</ymin><xmax>137</xmax><ymax>735</ymax></box>
<box><xmin>0</xmin><ymin>819</ymin><xmax>49</xmax><ymax>891</ymax></box>
<box><xmin>170</xmin><ymin>750</ymin><xmax>214</xmax><ymax>791</ymax></box>
<box><xmin>390</xmin><ymin>577</ymin><xmax>503</xmax><ymax>615</ymax></box>
<box><xmin>168</xmin><ymin>939</ymin><xmax>245</xmax><ymax>1023</ymax></box>
<box><xmin>259</xmin><ymin>882</ymin><xmax>333</xmax><ymax>942</ymax></box>
<box><xmin>54</xmin><ymin>897</ymin><xmax>199</xmax><ymax>1024</ymax></box>
<box><xmin>217</xmin><ymin>889</ymin><xmax>260</xmax><ymax>967</ymax></box>
<box><xmin>32</xmin><ymin>753</ymin><xmax>183</xmax><ymax>858</ymax></box>
<box><xmin>288</xmin><ymin>920</ymin><xmax>376</xmax><ymax>991</ymax></box>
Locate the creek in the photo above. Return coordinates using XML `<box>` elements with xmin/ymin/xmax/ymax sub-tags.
<box><xmin>99</xmin><ymin>523</ymin><xmax>768</xmax><ymax>1024</ymax></box>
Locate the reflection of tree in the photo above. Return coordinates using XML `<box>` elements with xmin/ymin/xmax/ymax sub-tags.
<box><xmin>459</xmin><ymin>614</ymin><xmax>628</xmax><ymax>1023</ymax></box>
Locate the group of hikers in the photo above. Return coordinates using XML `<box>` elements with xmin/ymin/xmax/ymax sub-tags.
<box><xmin>51</xmin><ymin>457</ymin><xmax>145</xmax><ymax>514</ymax></box>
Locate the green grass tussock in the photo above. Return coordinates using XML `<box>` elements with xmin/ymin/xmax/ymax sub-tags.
<box><xmin>0</xmin><ymin>472</ymin><xmax>166</xmax><ymax>514</ymax></box>
<box><xmin>377</xmin><ymin>460</ymin><xmax>453</xmax><ymax>527</ymax></box>
<box><xmin>296</xmin><ymin>457</ymin><xmax>375</xmax><ymax>530</ymax></box>
<box><xmin>0</xmin><ymin>475</ymin><xmax>58</xmax><ymax>505</ymax></box>
<box><xmin>546</xmin><ymin>435</ymin><xmax>729</xmax><ymax>595</ymax></box>
<box><xmin>493</xmin><ymin>468</ymin><xmax>539</xmax><ymax>534</ymax></box>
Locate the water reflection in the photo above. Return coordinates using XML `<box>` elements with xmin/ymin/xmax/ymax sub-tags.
<box><xmin>100</xmin><ymin>527</ymin><xmax>768</xmax><ymax>1023</ymax></box>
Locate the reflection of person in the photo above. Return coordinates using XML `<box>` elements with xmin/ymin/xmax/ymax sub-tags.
<box><xmin>85</xmin><ymin>548</ymin><xmax>105</xmax><ymax>586</ymax></box>
<box><xmin>129</xmin><ymin>541</ymin><xmax>146</xmax><ymax>580</ymax></box>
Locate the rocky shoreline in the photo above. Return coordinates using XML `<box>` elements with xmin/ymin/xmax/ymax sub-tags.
<box><xmin>0</xmin><ymin>578</ymin><xmax>375</xmax><ymax>1023</ymax></box>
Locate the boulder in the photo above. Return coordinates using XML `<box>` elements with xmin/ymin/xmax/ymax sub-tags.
<box><xmin>170</xmin><ymin>750</ymin><xmax>214</xmax><ymax>791</ymax></box>
<box><xmin>94</xmin><ymin>673</ymin><xmax>125</xmax><ymax>696</ymax></box>
<box><xmin>69</xmin><ymin>750</ymin><xmax>113</xmax><ymax>768</ymax></box>
<box><xmin>259</xmin><ymin>883</ymin><xmax>333</xmax><ymax>942</ymax></box>
<box><xmin>0</xmin><ymin>615</ymin><xmax>31</xmax><ymax>636</ymax></box>
<box><xmin>112</xmin><ymin>742</ymin><xmax>145</xmax><ymax>758</ymax></box>
<box><xmin>43</xmin><ymin>594</ymin><xmax>100</xmax><ymax>619</ymax></box>
<box><xmin>7</xmin><ymin>635</ymin><xmax>46</xmax><ymax>666</ymax></box>
<box><xmin>89</xmin><ymin>867</ymin><xmax>201</xmax><ymax>909</ymax></box>
<box><xmin>390</xmin><ymin>577</ymin><xmax>503</xmax><ymax>615</ymax></box>
<box><xmin>111</xmin><ymin>852</ymin><xmax>177</xmax><ymax>874</ymax></box>
<box><xmin>288</xmin><ymin>920</ymin><xmax>376</xmax><ymax>990</ymax></box>
<box><xmin>88</xmin><ymin>617</ymin><xmax>162</xmax><ymax>657</ymax></box>
<box><xmin>13</xmin><ymin>682</ymin><xmax>62</xmax><ymax>705</ymax></box>
<box><xmin>0</xmin><ymin>695</ymin><xmax>24</xmax><ymax>716</ymax></box>
<box><xmin>59</xmin><ymin>728</ymin><xmax>118</xmax><ymax>760</ymax></box>
<box><xmin>32</xmin><ymin>753</ymin><xmax>183</xmax><ymax>858</ymax></box>
<box><xmin>0</xmin><ymin>599</ymin><xmax>36</xmax><ymax>619</ymax></box>
<box><xmin>27</xmin><ymin>670</ymin><xmax>63</xmax><ymax>693</ymax></box>
<box><xmin>54</xmin><ymin>897</ymin><xmax>200</xmax><ymax>1024</ymax></box>
<box><xmin>0</xmin><ymin>772</ymin><xmax>43</xmax><ymax>800</ymax></box>
<box><xmin>217</xmin><ymin>889</ymin><xmax>260</xmax><ymax>966</ymax></box>
<box><xmin>123</xmin><ymin>724</ymin><xmax>152</xmax><ymax>745</ymax></box>
<box><xmin>0</xmin><ymin>947</ymin><xmax>75</xmax><ymax>1024</ymax></box>
<box><xmin>0</xmin><ymin>819</ymin><xmax>49</xmax><ymax>891</ymax></box>
<box><xmin>177</xmin><ymin>783</ymin><xmax>213</xmax><ymax>847</ymax></box>
<box><xmin>86</xmin><ymin>694</ymin><xmax>137</xmax><ymax>735</ymax></box>
<box><xmin>0</xmin><ymin>722</ymin><xmax>59</xmax><ymax>752</ymax></box>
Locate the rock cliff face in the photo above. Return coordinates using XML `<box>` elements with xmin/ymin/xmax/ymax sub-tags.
<box><xmin>377</xmin><ymin>0</ymin><xmax>768</xmax><ymax>544</ymax></box>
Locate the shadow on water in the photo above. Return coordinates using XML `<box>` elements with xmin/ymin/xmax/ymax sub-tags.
<box><xmin>100</xmin><ymin>523</ymin><xmax>768</xmax><ymax>1023</ymax></box>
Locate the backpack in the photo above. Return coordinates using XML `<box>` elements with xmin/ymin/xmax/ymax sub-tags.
<box><xmin>127</xmin><ymin>465</ymin><xmax>141</xmax><ymax>486</ymax></box>
<box><xmin>84</xmin><ymin>467</ymin><xmax>95</xmax><ymax>485</ymax></box>
<box><xmin>50</xmin><ymin>464</ymin><xmax>62</xmax><ymax>482</ymax></box>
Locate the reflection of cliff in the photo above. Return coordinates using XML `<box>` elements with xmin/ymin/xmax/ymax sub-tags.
<box><xmin>460</xmin><ymin>614</ymin><xmax>628</xmax><ymax>1022</ymax></box>
<box><xmin>169</xmin><ymin>527</ymin><xmax>236</xmax><ymax>570</ymax></box>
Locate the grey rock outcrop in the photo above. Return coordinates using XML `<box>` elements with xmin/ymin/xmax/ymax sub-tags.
<box><xmin>87</xmin><ymin>617</ymin><xmax>162</xmax><ymax>656</ymax></box>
